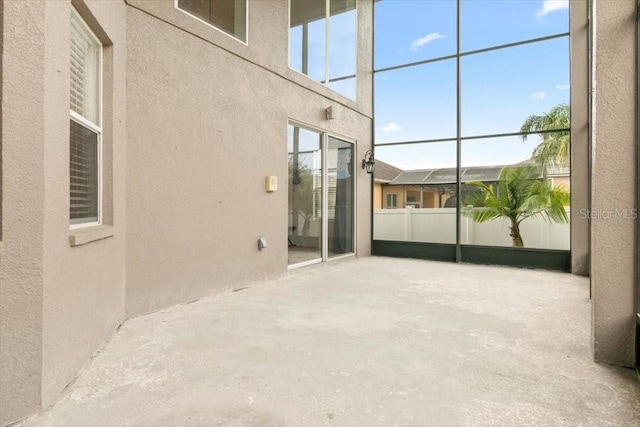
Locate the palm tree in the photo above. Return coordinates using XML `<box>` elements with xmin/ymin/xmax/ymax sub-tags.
<box><xmin>463</xmin><ymin>165</ymin><xmax>570</xmax><ymax>247</ymax></box>
<box><xmin>520</xmin><ymin>103</ymin><xmax>570</xmax><ymax>170</ymax></box>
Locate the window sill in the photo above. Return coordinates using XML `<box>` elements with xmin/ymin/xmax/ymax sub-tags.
<box><xmin>69</xmin><ymin>225</ymin><xmax>114</xmax><ymax>247</ymax></box>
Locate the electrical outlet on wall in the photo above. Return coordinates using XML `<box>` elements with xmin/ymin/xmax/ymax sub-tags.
<box><xmin>258</xmin><ymin>237</ymin><xmax>267</xmax><ymax>250</ymax></box>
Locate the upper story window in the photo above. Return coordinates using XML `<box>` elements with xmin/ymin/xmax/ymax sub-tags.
<box><xmin>70</xmin><ymin>8</ymin><xmax>102</xmax><ymax>226</ymax></box>
<box><xmin>177</xmin><ymin>0</ymin><xmax>247</xmax><ymax>43</ymax></box>
<box><xmin>290</xmin><ymin>0</ymin><xmax>357</xmax><ymax>100</ymax></box>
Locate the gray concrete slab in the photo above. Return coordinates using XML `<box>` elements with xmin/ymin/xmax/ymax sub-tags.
<box><xmin>17</xmin><ymin>257</ymin><xmax>640</xmax><ymax>426</ymax></box>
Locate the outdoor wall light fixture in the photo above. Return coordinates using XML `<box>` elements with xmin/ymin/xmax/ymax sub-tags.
<box><xmin>362</xmin><ymin>150</ymin><xmax>375</xmax><ymax>174</ymax></box>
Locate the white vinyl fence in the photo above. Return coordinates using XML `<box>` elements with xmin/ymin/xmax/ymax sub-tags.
<box><xmin>374</xmin><ymin>208</ymin><xmax>570</xmax><ymax>250</ymax></box>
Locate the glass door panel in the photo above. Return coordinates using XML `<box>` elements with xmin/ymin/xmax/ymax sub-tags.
<box><xmin>327</xmin><ymin>137</ymin><xmax>354</xmax><ymax>257</ymax></box>
<box><xmin>288</xmin><ymin>125</ymin><xmax>323</xmax><ymax>265</ymax></box>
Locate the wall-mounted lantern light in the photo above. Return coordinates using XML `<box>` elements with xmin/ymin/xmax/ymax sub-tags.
<box><xmin>362</xmin><ymin>150</ymin><xmax>375</xmax><ymax>174</ymax></box>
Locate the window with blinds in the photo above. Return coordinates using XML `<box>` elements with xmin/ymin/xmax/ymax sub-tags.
<box><xmin>70</xmin><ymin>120</ymin><xmax>99</xmax><ymax>223</ymax></box>
<box><xmin>70</xmin><ymin>8</ymin><xmax>101</xmax><ymax>225</ymax></box>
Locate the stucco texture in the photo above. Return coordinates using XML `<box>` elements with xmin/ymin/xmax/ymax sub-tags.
<box><xmin>0</xmin><ymin>2</ymin><xmax>46</xmax><ymax>424</ymax></box>
<box><xmin>124</xmin><ymin>0</ymin><xmax>373</xmax><ymax>317</ymax></box>
<box><xmin>40</xmin><ymin>0</ymin><xmax>128</xmax><ymax>407</ymax></box>
<box><xmin>2</xmin><ymin>1</ymin><xmax>372</xmax><ymax>423</ymax></box>
<box><xmin>1</xmin><ymin>1</ymin><xmax>128</xmax><ymax>425</ymax></box>
<box><xmin>570</xmin><ymin>0</ymin><xmax>590</xmax><ymax>276</ymax></box>
<box><xmin>590</xmin><ymin>0</ymin><xmax>637</xmax><ymax>367</ymax></box>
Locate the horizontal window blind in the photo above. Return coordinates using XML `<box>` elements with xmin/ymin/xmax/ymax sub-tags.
<box><xmin>70</xmin><ymin>8</ymin><xmax>101</xmax><ymax>225</ymax></box>
<box><xmin>70</xmin><ymin>10</ymin><xmax>100</xmax><ymax>125</ymax></box>
<box><xmin>70</xmin><ymin>120</ymin><xmax>99</xmax><ymax>224</ymax></box>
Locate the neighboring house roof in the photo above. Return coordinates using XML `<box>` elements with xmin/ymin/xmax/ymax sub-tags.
<box><xmin>546</xmin><ymin>165</ymin><xmax>570</xmax><ymax>177</ymax></box>
<box><xmin>374</xmin><ymin>160</ymin><xmax>403</xmax><ymax>183</ymax></box>
<box><xmin>388</xmin><ymin>164</ymin><xmax>546</xmax><ymax>186</ymax></box>
<box><xmin>377</xmin><ymin>159</ymin><xmax>568</xmax><ymax>187</ymax></box>
<box><xmin>515</xmin><ymin>159</ymin><xmax>570</xmax><ymax>177</ymax></box>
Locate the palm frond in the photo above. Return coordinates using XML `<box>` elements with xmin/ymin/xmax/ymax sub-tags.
<box><xmin>466</xmin><ymin>165</ymin><xmax>571</xmax><ymax>240</ymax></box>
<box><xmin>466</xmin><ymin>207</ymin><xmax>503</xmax><ymax>223</ymax></box>
<box><xmin>520</xmin><ymin>103</ymin><xmax>571</xmax><ymax>170</ymax></box>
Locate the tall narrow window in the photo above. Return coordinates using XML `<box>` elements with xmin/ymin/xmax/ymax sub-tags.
<box><xmin>290</xmin><ymin>0</ymin><xmax>357</xmax><ymax>99</ymax></box>
<box><xmin>177</xmin><ymin>0</ymin><xmax>247</xmax><ymax>43</ymax></box>
<box><xmin>70</xmin><ymin>8</ymin><xmax>101</xmax><ymax>226</ymax></box>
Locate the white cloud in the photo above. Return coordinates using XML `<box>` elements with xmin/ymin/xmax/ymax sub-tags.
<box><xmin>556</xmin><ymin>84</ymin><xmax>570</xmax><ymax>90</ymax></box>
<box><xmin>537</xmin><ymin>0</ymin><xmax>569</xmax><ymax>17</ymax></box>
<box><xmin>381</xmin><ymin>122</ymin><xmax>403</xmax><ymax>133</ymax></box>
<box><xmin>410</xmin><ymin>32</ymin><xmax>445</xmax><ymax>50</ymax></box>
<box><xmin>532</xmin><ymin>92</ymin><xmax>546</xmax><ymax>100</ymax></box>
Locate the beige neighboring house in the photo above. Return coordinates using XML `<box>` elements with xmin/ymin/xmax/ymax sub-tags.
<box><xmin>373</xmin><ymin>160</ymin><xmax>402</xmax><ymax>209</ymax></box>
<box><xmin>547</xmin><ymin>165</ymin><xmax>571</xmax><ymax>191</ymax></box>
<box><xmin>376</xmin><ymin>163</ymin><xmax>570</xmax><ymax>210</ymax></box>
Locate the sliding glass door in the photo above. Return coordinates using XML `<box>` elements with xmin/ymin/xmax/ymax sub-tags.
<box><xmin>288</xmin><ymin>126</ymin><xmax>323</xmax><ymax>265</ymax></box>
<box><xmin>288</xmin><ymin>124</ymin><xmax>355</xmax><ymax>266</ymax></box>
<box><xmin>328</xmin><ymin>137</ymin><xmax>354</xmax><ymax>258</ymax></box>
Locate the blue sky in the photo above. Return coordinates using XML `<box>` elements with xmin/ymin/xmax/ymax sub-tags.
<box><xmin>374</xmin><ymin>0</ymin><xmax>570</xmax><ymax>170</ymax></box>
<box><xmin>290</xmin><ymin>7</ymin><xmax>357</xmax><ymax>99</ymax></box>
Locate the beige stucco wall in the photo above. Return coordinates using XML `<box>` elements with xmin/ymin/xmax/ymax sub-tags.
<box><xmin>1</xmin><ymin>1</ymin><xmax>127</xmax><ymax>424</ymax></box>
<box><xmin>1</xmin><ymin>1</ymin><xmax>373</xmax><ymax>422</ymax></box>
<box><xmin>123</xmin><ymin>0</ymin><xmax>373</xmax><ymax>317</ymax></box>
<box><xmin>374</xmin><ymin>182</ymin><xmax>382</xmax><ymax>209</ymax></box>
<box><xmin>570</xmin><ymin>0</ymin><xmax>590</xmax><ymax>276</ymax></box>
<box><xmin>40</xmin><ymin>0</ymin><xmax>127</xmax><ymax>406</ymax></box>
<box><xmin>590</xmin><ymin>0</ymin><xmax>637</xmax><ymax>367</ymax></box>
<box><xmin>1</xmin><ymin>2</ymin><xmax>46</xmax><ymax>424</ymax></box>
<box><xmin>552</xmin><ymin>176</ymin><xmax>571</xmax><ymax>192</ymax></box>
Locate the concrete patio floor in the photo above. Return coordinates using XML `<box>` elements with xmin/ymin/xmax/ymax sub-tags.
<box><xmin>17</xmin><ymin>257</ymin><xmax>639</xmax><ymax>426</ymax></box>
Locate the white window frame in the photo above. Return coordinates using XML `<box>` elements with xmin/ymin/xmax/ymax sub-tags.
<box><xmin>70</xmin><ymin>7</ymin><xmax>103</xmax><ymax>230</ymax></box>
<box><xmin>387</xmin><ymin>193</ymin><xmax>397</xmax><ymax>209</ymax></box>
<box><xmin>175</xmin><ymin>0</ymin><xmax>249</xmax><ymax>45</ymax></box>
<box><xmin>287</xmin><ymin>0</ymin><xmax>358</xmax><ymax>99</ymax></box>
